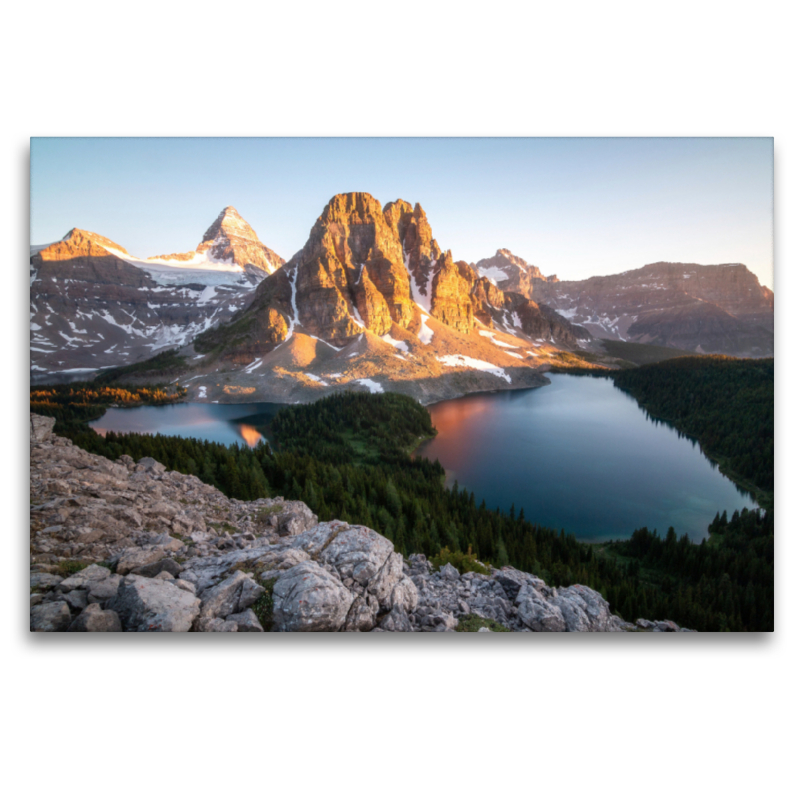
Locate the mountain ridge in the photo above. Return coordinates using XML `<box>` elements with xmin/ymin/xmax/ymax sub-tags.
<box><xmin>29</xmin><ymin>209</ymin><xmax>284</xmax><ymax>373</ymax></box>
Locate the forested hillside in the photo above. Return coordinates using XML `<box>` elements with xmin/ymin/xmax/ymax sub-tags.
<box><xmin>611</xmin><ymin>356</ymin><xmax>773</xmax><ymax>501</ymax></box>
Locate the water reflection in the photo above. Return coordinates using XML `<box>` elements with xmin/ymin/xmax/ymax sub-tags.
<box><xmin>90</xmin><ymin>402</ymin><xmax>285</xmax><ymax>448</ymax></box>
<box><xmin>238</xmin><ymin>424</ymin><xmax>264</xmax><ymax>447</ymax></box>
<box><xmin>416</xmin><ymin>374</ymin><xmax>753</xmax><ymax>543</ymax></box>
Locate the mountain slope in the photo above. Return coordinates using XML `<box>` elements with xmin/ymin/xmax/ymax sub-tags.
<box><xmin>485</xmin><ymin>254</ymin><xmax>773</xmax><ymax>357</ymax></box>
<box><xmin>30</xmin><ymin>210</ymin><xmax>284</xmax><ymax>374</ymax></box>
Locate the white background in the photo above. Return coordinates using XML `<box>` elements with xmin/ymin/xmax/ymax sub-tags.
<box><xmin>3</xmin><ymin>3</ymin><xmax>796</xmax><ymax>799</ymax></box>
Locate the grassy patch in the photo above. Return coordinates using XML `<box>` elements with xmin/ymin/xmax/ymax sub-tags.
<box><xmin>250</xmin><ymin>578</ymin><xmax>277</xmax><ymax>631</ymax></box>
<box><xmin>255</xmin><ymin>503</ymin><xmax>285</xmax><ymax>522</ymax></box>
<box><xmin>456</xmin><ymin>614</ymin><xmax>511</xmax><ymax>632</ymax></box>
<box><xmin>430</xmin><ymin>546</ymin><xmax>491</xmax><ymax>576</ymax></box>
<box><xmin>50</xmin><ymin>560</ymin><xmax>93</xmax><ymax>578</ymax></box>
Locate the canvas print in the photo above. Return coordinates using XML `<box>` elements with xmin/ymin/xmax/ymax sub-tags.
<box><xmin>29</xmin><ymin>137</ymin><xmax>774</xmax><ymax>633</ymax></box>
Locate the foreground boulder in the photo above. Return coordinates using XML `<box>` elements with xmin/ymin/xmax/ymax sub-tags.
<box><xmin>107</xmin><ymin>575</ymin><xmax>201</xmax><ymax>632</ymax></box>
<box><xmin>273</xmin><ymin>562</ymin><xmax>355</xmax><ymax>632</ymax></box>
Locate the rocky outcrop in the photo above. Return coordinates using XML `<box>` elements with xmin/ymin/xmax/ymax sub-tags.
<box><xmin>29</xmin><ymin>414</ymin><xmax>692</xmax><ymax>633</ymax></box>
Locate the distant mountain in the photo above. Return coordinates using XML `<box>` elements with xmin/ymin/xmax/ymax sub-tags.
<box><xmin>476</xmin><ymin>249</ymin><xmax>559</xmax><ymax>297</ymax></box>
<box><xmin>190</xmin><ymin>193</ymin><xmax>587</xmax><ymax>403</ymax></box>
<box><xmin>480</xmin><ymin>252</ymin><xmax>773</xmax><ymax>357</ymax></box>
<box><xmin>29</xmin><ymin>209</ymin><xmax>284</xmax><ymax>374</ymax></box>
<box><xmin>126</xmin><ymin>206</ymin><xmax>284</xmax><ymax>284</ymax></box>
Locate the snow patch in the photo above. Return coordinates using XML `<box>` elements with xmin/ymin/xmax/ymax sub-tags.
<box><xmin>304</xmin><ymin>373</ymin><xmax>329</xmax><ymax>386</ymax></box>
<box><xmin>436</xmin><ymin>355</ymin><xmax>511</xmax><ymax>384</ymax></box>
<box><xmin>477</xmin><ymin>265</ymin><xmax>509</xmax><ymax>284</ymax></box>
<box><xmin>381</xmin><ymin>333</ymin><xmax>409</xmax><ymax>352</ymax></box>
<box><xmin>354</xmin><ymin>378</ymin><xmax>384</xmax><ymax>394</ymax></box>
<box><xmin>418</xmin><ymin>313</ymin><xmax>434</xmax><ymax>345</ymax></box>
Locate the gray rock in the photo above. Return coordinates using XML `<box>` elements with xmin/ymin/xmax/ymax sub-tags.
<box><xmin>86</xmin><ymin>574</ymin><xmax>123</xmax><ymax>605</ymax></box>
<box><xmin>276</xmin><ymin>503</ymin><xmax>318</xmax><ymax>537</ymax></box>
<box><xmin>272</xmin><ymin>561</ymin><xmax>354</xmax><ymax>632</ymax></box>
<box><xmin>199</xmin><ymin>570</ymin><xmax>265</xmax><ymax>619</ymax></box>
<box><xmin>137</xmin><ymin>456</ymin><xmax>166</xmax><ymax>475</ymax></box>
<box><xmin>30</xmin><ymin>593</ymin><xmax>44</xmax><ymax>608</ymax></box>
<box><xmin>516</xmin><ymin>585</ymin><xmax>566</xmax><ymax>632</ymax></box>
<box><xmin>439</xmin><ymin>563</ymin><xmax>460</xmax><ymax>581</ymax></box>
<box><xmin>31</xmin><ymin>601</ymin><xmax>72</xmax><ymax>631</ymax></box>
<box><xmin>636</xmin><ymin>618</ymin><xmax>656</xmax><ymax>630</ymax></box>
<box><xmin>552</xmin><ymin>585</ymin><xmax>622</xmax><ymax>632</ymax></box>
<box><xmin>367</xmin><ymin>552</ymin><xmax>405</xmax><ymax>610</ymax></box>
<box><xmin>30</xmin><ymin>572</ymin><xmax>63</xmax><ymax>591</ymax></box>
<box><xmin>57</xmin><ymin>563</ymin><xmax>111</xmax><ymax>592</ymax></box>
<box><xmin>31</xmin><ymin>414</ymin><xmax>56</xmax><ymax>442</ymax></box>
<box><xmin>390</xmin><ymin>577</ymin><xmax>419</xmax><ymax>614</ymax></box>
<box><xmin>62</xmin><ymin>589</ymin><xmax>89</xmax><ymax>612</ymax></box>
<box><xmin>295</xmin><ymin>522</ymin><xmax>393</xmax><ymax>586</ymax></box>
<box><xmin>343</xmin><ymin>595</ymin><xmax>378</xmax><ymax>632</ymax></box>
<box><xmin>655</xmin><ymin>620</ymin><xmax>681</xmax><ymax>632</ymax></box>
<box><xmin>108</xmin><ymin>575</ymin><xmax>201</xmax><ymax>631</ymax></box>
<box><xmin>226</xmin><ymin>609</ymin><xmax>264</xmax><ymax>632</ymax></box>
<box><xmin>169</xmin><ymin>578</ymin><xmax>197</xmax><ymax>594</ymax></box>
<box><xmin>115</xmin><ymin>548</ymin><xmax>169</xmax><ymax>575</ymax></box>
<box><xmin>68</xmin><ymin>603</ymin><xmax>122</xmax><ymax>632</ymax></box>
<box><xmin>494</xmin><ymin>566</ymin><xmax>543</xmax><ymax>601</ymax></box>
<box><xmin>380</xmin><ymin>605</ymin><xmax>414</xmax><ymax>632</ymax></box>
<box><xmin>131</xmin><ymin>558</ymin><xmax>183</xmax><ymax>579</ymax></box>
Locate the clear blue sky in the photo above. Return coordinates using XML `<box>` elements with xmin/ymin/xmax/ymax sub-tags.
<box><xmin>30</xmin><ymin>137</ymin><xmax>774</xmax><ymax>289</ymax></box>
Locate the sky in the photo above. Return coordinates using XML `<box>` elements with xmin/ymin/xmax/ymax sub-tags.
<box><xmin>30</xmin><ymin>137</ymin><xmax>774</xmax><ymax>289</ymax></box>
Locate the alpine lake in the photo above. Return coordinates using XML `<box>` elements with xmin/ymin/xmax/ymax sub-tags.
<box><xmin>90</xmin><ymin>373</ymin><xmax>752</xmax><ymax>543</ymax></box>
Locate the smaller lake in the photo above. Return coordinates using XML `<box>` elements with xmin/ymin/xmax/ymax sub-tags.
<box><xmin>90</xmin><ymin>402</ymin><xmax>285</xmax><ymax>448</ymax></box>
<box><xmin>415</xmin><ymin>374</ymin><xmax>753</xmax><ymax>543</ymax></box>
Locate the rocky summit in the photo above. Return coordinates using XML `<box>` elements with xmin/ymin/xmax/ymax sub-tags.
<box><xmin>29</xmin><ymin>209</ymin><xmax>284</xmax><ymax>374</ymax></box>
<box><xmin>29</xmin><ymin>413</ymin><xmax>691</xmax><ymax>633</ymax></box>
<box><xmin>182</xmin><ymin>193</ymin><xmax>590</xmax><ymax>404</ymax></box>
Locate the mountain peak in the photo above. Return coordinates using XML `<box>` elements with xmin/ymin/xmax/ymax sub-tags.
<box><xmin>60</xmin><ymin>228</ymin><xmax>128</xmax><ymax>254</ymax></box>
<box><xmin>192</xmin><ymin>207</ymin><xmax>284</xmax><ymax>275</ymax></box>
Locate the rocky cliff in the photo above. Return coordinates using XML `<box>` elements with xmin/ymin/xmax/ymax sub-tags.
<box><xmin>29</xmin><ymin>414</ymin><xmax>690</xmax><ymax>633</ymax></box>
<box><xmin>30</xmin><ymin>209</ymin><xmax>284</xmax><ymax>374</ymax></box>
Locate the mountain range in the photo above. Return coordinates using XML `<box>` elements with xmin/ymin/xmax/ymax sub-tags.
<box><xmin>29</xmin><ymin>193</ymin><xmax>774</xmax><ymax>402</ymax></box>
